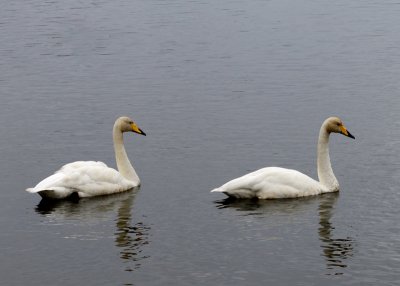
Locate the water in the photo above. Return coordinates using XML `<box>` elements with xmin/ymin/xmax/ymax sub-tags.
<box><xmin>1</xmin><ymin>0</ymin><xmax>400</xmax><ymax>284</ymax></box>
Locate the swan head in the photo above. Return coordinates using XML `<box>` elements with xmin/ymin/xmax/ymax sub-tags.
<box><xmin>116</xmin><ymin>116</ymin><xmax>146</xmax><ymax>136</ymax></box>
<box><xmin>324</xmin><ymin>117</ymin><xmax>355</xmax><ymax>139</ymax></box>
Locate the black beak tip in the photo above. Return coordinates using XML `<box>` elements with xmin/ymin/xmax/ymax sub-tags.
<box><xmin>348</xmin><ymin>132</ymin><xmax>355</xmax><ymax>139</ymax></box>
<box><xmin>140</xmin><ymin>129</ymin><xmax>146</xmax><ymax>136</ymax></box>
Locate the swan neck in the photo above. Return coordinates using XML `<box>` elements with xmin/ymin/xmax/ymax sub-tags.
<box><xmin>317</xmin><ymin>127</ymin><xmax>338</xmax><ymax>191</ymax></box>
<box><xmin>113</xmin><ymin>125</ymin><xmax>140</xmax><ymax>184</ymax></box>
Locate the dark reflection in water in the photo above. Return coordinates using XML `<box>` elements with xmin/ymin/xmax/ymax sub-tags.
<box><xmin>215</xmin><ymin>193</ymin><xmax>355</xmax><ymax>275</ymax></box>
<box><xmin>215</xmin><ymin>196</ymin><xmax>319</xmax><ymax>213</ymax></box>
<box><xmin>35</xmin><ymin>190</ymin><xmax>150</xmax><ymax>272</ymax></box>
<box><xmin>318</xmin><ymin>193</ymin><xmax>354</xmax><ymax>275</ymax></box>
<box><xmin>36</xmin><ymin>196</ymin><xmax>80</xmax><ymax>215</ymax></box>
<box><xmin>114</xmin><ymin>192</ymin><xmax>150</xmax><ymax>272</ymax></box>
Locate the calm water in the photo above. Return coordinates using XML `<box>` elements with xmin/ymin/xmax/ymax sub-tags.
<box><xmin>1</xmin><ymin>0</ymin><xmax>400</xmax><ymax>285</ymax></box>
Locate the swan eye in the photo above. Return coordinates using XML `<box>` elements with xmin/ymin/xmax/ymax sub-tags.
<box><xmin>128</xmin><ymin>121</ymin><xmax>133</xmax><ymax>125</ymax></box>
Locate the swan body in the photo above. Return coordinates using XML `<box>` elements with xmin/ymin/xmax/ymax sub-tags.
<box><xmin>211</xmin><ymin>167</ymin><xmax>327</xmax><ymax>199</ymax></box>
<box><xmin>211</xmin><ymin>117</ymin><xmax>355</xmax><ymax>199</ymax></box>
<box><xmin>26</xmin><ymin>117</ymin><xmax>146</xmax><ymax>199</ymax></box>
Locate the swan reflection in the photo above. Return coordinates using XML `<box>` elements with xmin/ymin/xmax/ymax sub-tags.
<box><xmin>35</xmin><ymin>189</ymin><xmax>150</xmax><ymax>271</ymax></box>
<box><xmin>215</xmin><ymin>193</ymin><xmax>354</xmax><ymax>275</ymax></box>
<box><xmin>318</xmin><ymin>193</ymin><xmax>354</xmax><ymax>275</ymax></box>
<box><xmin>215</xmin><ymin>196</ymin><xmax>319</xmax><ymax>216</ymax></box>
<box><xmin>113</xmin><ymin>192</ymin><xmax>150</xmax><ymax>271</ymax></box>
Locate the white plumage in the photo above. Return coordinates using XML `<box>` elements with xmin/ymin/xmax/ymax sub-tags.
<box><xmin>211</xmin><ymin>167</ymin><xmax>326</xmax><ymax>199</ymax></box>
<box><xmin>26</xmin><ymin>117</ymin><xmax>146</xmax><ymax>200</ymax></box>
<box><xmin>211</xmin><ymin>117</ymin><xmax>355</xmax><ymax>199</ymax></box>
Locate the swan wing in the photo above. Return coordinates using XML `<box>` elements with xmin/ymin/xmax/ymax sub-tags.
<box><xmin>26</xmin><ymin>172</ymin><xmax>74</xmax><ymax>199</ymax></box>
<box><xmin>57</xmin><ymin>161</ymin><xmax>108</xmax><ymax>173</ymax></box>
<box><xmin>26</xmin><ymin>161</ymin><xmax>137</xmax><ymax>199</ymax></box>
<box><xmin>211</xmin><ymin>167</ymin><xmax>326</xmax><ymax>199</ymax></box>
<box><xmin>72</xmin><ymin>165</ymin><xmax>138</xmax><ymax>197</ymax></box>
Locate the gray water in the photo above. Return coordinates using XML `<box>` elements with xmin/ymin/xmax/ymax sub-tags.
<box><xmin>1</xmin><ymin>0</ymin><xmax>400</xmax><ymax>285</ymax></box>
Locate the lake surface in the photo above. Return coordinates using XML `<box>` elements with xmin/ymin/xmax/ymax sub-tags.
<box><xmin>1</xmin><ymin>0</ymin><xmax>400</xmax><ymax>284</ymax></box>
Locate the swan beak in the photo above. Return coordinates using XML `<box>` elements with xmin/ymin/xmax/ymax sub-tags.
<box><xmin>340</xmin><ymin>125</ymin><xmax>355</xmax><ymax>139</ymax></box>
<box><xmin>131</xmin><ymin>124</ymin><xmax>146</xmax><ymax>136</ymax></box>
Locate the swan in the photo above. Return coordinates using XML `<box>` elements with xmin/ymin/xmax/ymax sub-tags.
<box><xmin>211</xmin><ymin>117</ymin><xmax>355</xmax><ymax>199</ymax></box>
<box><xmin>26</xmin><ymin>116</ymin><xmax>146</xmax><ymax>199</ymax></box>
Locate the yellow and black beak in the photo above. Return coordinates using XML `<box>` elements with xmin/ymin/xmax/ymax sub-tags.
<box><xmin>340</xmin><ymin>125</ymin><xmax>355</xmax><ymax>139</ymax></box>
<box><xmin>131</xmin><ymin>123</ymin><xmax>146</xmax><ymax>136</ymax></box>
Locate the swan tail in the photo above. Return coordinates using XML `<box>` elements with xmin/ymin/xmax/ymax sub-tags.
<box><xmin>210</xmin><ymin>187</ymin><xmax>224</xmax><ymax>193</ymax></box>
<box><xmin>25</xmin><ymin>187</ymin><xmax>56</xmax><ymax>198</ymax></box>
<box><xmin>26</xmin><ymin>187</ymin><xmax>74</xmax><ymax>199</ymax></box>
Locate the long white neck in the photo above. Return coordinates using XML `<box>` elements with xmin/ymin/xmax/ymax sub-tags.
<box><xmin>317</xmin><ymin>126</ymin><xmax>339</xmax><ymax>192</ymax></box>
<box><xmin>113</xmin><ymin>125</ymin><xmax>140</xmax><ymax>185</ymax></box>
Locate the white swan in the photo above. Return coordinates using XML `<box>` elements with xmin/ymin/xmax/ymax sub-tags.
<box><xmin>26</xmin><ymin>116</ymin><xmax>146</xmax><ymax>199</ymax></box>
<box><xmin>211</xmin><ymin>117</ymin><xmax>355</xmax><ymax>199</ymax></box>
